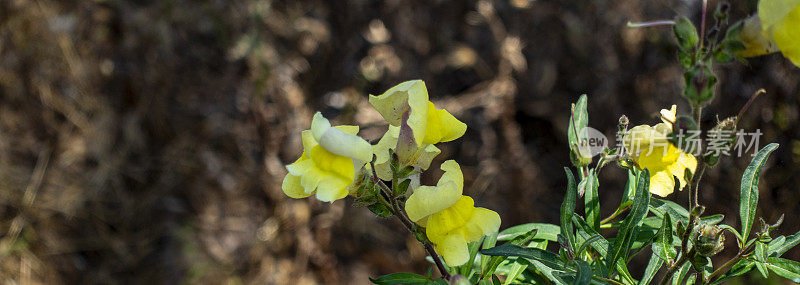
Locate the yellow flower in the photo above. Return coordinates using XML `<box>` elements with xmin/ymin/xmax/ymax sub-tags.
<box><xmin>369</xmin><ymin>80</ymin><xmax>467</xmax><ymax>147</ymax></box>
<box><xmin>623</xmin><ymin>106</ymin><xmax>697</xmax><ymax>197</ymax></box>
<box><xmin>404</xmin><ymin>160</ymin><xmax>501</xmax><ymax>266</ymax></box>
<box><xmin>738</xmin><ymin>0</ymin><xmax>800</xmax><ymax>67</ymax></box>
<box><xmin>373</xmin><ymin>126</ymin><xmax>441</xmax><ymax>180</ymax></box>
<box><xmin>282</xmin><ymin>112</ymin><xmax>373</xmax><ymax>202</ymax></box>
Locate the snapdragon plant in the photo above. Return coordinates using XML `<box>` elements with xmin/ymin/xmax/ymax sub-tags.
<box><xmin>281</xmin><ymin>0</ymin><xmax>800</xmax><ymax>284</ymax></box>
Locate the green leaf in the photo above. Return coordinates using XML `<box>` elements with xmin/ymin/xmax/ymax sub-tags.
<box><xmin>481</xmin><ymin>244</ymin><xmax>566</xmax><ymax>270</ymax></box>
<box><xmin>653</xmin><ymin>213</ymin><xmax>677</xmax><ymax>261</ymax></box>
<box><xmin>583</xmin><ymin>169</ymin><xmax>600</xmax><ymax>231</ymax></box>
<box><xmin>498</xmin><ymin>223</ymin><xmax>559</xmax><ymax>242</ymax></box>
<box><xmin>370</xmin><ymin>273</ymin><xmax>442</xmax><ymax>285</ymax></box>
<box><xmin>561</xmin><ymin>168</ymin><xmax>577</xmax><ymax>252</ymax></box>
<box><xmin>608</xmin><ymin>169</ymin><xmax>651</xmax><ymax>275</ymax></box>
<box><xmin>739</xmin><ymin>143</ymin><xmax>779</xmax><ymax>240</ymax></box>
<box><xmin>673</xmin><ymin>16</ymin><xmax>699</xmax><ymax>51</ymax></box>
<box><xmin>640</xmin><ymin>251</ymin><xmax>663</xmax><ymax>285</ymax></box>
<box><xmin>718</xmin><ymin>224</ymin><xmax>744</xmax><ymax>248</ymax></box>
<box><xmin>574</xmin><ymin>259</ymin><xmax>593</xmax><ymax>285</ymax></box>
<box><xmin>459</xmin><ymin>239</ymin><xmax>483</xmax><ymax>276</ymax></box>
<box><xmin>571</xmin><ymin>216</ymin><xmax>636</xmax><ymax>284</ymax></box>
<box><xmin>394</xmin><ymin>178</ymin><xmax>412</xmax><ymax>196</ymax></box>
<box><xmin>672</xmin><ymin>262</ymin><xmax>691</xmax><ymax>285</ymax></box>
<box><xmin>770</xmin><ymin>230</ymin><xmax>800</xmax><ymax>257</ymax></box>
<box><xmin>481</xmin><ymin>229</ymin><xmax>538</xmax><ymax>279</ymax></box>
<box><xmin>755</xmin><ymin>241</ymin><xmax>769</xmax><ymax>278</ymax></box>
<box><xmin>710</xmin><ymin>260</ymin><xmax>755</xmax><ymax>284</ymax></box>
<box><xmin>368</xmin><ymin>203</ymin><xmax>393</xmax><ymax>217</ymax></box>
<box><xmin>502</xmin><ymin>261</ymin><xmax>528</xmax><ymax>285</ymax></box>
<box><xmin>568</xmin><ymin>95</ymin><xmax>590</xmax><ymax>167</ymax></box>
<box><xmin>699</xmin><ymin>214</ymin><xmax>725</xmax><ymax>225</ymax></box>
<box><xmin>576</xmin><ymin>234</ymin><xmax>602</xmax><ymax>257</ymax></box>
<box><xmin>765</xmin><ymin>257</ymin><xmax>800</xmax><ymax>282</ymax></box>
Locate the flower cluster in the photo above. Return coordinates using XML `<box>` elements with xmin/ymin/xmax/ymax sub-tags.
<box><xmin>281</xmin><ymin>80</ymin><xmax>499</xmax><ymax>266</ymax></box>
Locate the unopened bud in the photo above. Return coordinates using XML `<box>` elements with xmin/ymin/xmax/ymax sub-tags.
<box><xmin>694</xmin><ymin>224</ymin><xmax>725</xmax><ymax>257</ymax></box>
<box><xmin>450</xmin><ymin>274</ymin><xmax>471</xmax><ymax>285</ymax></box>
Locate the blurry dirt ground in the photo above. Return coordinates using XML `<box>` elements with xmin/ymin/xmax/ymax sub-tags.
<box><xmin>0</xmin><ymin>0</ymin><xmax>798</xmax><ymax>283</ymax></box>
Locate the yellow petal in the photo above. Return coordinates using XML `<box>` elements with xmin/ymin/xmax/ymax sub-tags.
<box><xmin>369</xmin><ymin>80</ymin><xmax>430</xmax><ymax>146</ymax></box>
<box><xmin>415</xmin><ymin>144</ymin><xmax>441</xmax><ymax>170</ymax></box>
<box><xmin>758</xmin><ymin>0</ymin><xmax>800</xmax><ymax>31</ymax></box>
<box><xmin>770</xmin><ymin>4</ymin><xmax>800</xmax><ymax>67</ymax></box>
<box><xmin>660</xmin><ymin>105</ymin><xmax>677</xmax><ymax>129</ymax></box>
<box><xmin>463</xmin><ymin>207</ymin><xmax>501</xmax><ymax>242</ymax></box>
<box><xmin>308</xmin><ymin>145</ymin><xmax>356</xmax><ymax>181</ymax></box>
<box><xmin>739</xmin><ymin>16</ymin><xmax>779</xmax><ymax>57</ymax></box>
<box><xmin>668</xmin><ymin>152</ymin><xmax>698</xmax><ymax>190</ymax></box>
<box><xmin>425</xmin><ymin>196</ymin><xmax>475</xmax><ymax>243</ymax></box>
<box><xmin>314</xmin><ymin>176</ymin><xmax>350</xmax><ymax>202</ymax></box>
<box><xmin>405</xmin><ymin>183</ymin><xmax>463</xmax><ymax>223</ymax></box>
<box><xmin>282</xmin><ymin>174</ymin><xmax>312</xmax><ymax>198</ymax></box>
<box><xmin>649</xmin><ymin>170</ymin><xmax>677</xmax><ymax>197</ymax></box>
<box><xmin>422</xmin><ymin>102</ymin><xmax>468</xmax><ymax>145</ymax></box>
<box><xmin>434</xmin><ymin>234</ymin><xmax>469</xmax><ymax>266</ymax></box>
<box><xmin>437</xmin><ymin>160</ymin><xmax>464</xmax><ymax>190</ymax></box>
<box><xmin>372</xmin><ymin>126</ymin><xmax>400</xmax><ymax>181</ymax></box>
<box><xmin>310</xmin><ymin>112</ymin><xmax>373</xmax><ymax>163</ymax></box>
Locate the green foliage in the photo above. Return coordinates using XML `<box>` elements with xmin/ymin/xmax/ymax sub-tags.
<box><xmin>370</xmin><ymin>273</ymin><xmax>448</xmax><ymax>285</ymax></box>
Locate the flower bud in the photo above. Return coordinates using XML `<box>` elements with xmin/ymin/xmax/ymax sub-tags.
<box><xmin>449</xmin><ymin>275</ymin><xmax>471</xmax><ymax>285</ymax></box>
<box><xmin>674</xmin><ymin>16</ymin><xmax>699</xmax><ymax>52</ymax></box>
<box><xmin>682</xmin><ymin>65</ymin><xmax>717</xmax><ymax>107</ymax></box>
<box><xmin>693</xmin><ymin>224</ymin><xmax>725</xmax><ymax>257</ymax></box>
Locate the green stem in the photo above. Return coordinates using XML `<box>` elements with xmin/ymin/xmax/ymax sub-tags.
<box><xmin>370</xmin><ymin>161</ymin><xmax>451</xmax><ymax>280</ymax></box>
<box><xmin>705</xmin><ymin>242</ymin><xmax>756</xmax><ymax>283</ymax></box>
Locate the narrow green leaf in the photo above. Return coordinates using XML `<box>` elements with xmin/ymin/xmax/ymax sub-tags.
<box><xmin>481</xmin><ymin>244</ymin><xmax>566</xmax><ymax>269</ymax></box>
<box><xmin>575</xmin><ymin>259</ymin><xmax>593</xmax><ymax>285</ymax></box>
<box><xmin>502</xmin><ymin>261</ymin><xmax>528</xmax><ymax>285</ymax></box>
<box><xmin>710</xmin><ymin>260</ymin><xmax>755</xmax><ymax>284</ymax></box>
<box><xmin>740</xmin><ymin>143</ymin><xmax>779</xmax><ymax>240</ymax></box>
<box><xmin>608</xmin><ymin>169</ymin><xmax>651</xmax><ymax>275</ymax></box>
<box><xmin>717</xmin><ymin>224</ymin><xmax>745</xmax><ymax>248</ymax></box>
<box><xmin>653</xmin><ymin>212</ymin><xmax>677</xmax><ymax>261</ymax></box>
<box><xmin>568</xmin><ymin>94</ymin><xmax>590</xmax><ymax>166</ymax></box>
<box><xmin>640</xmin><ymin>251</ymin><xmax>663</xmax><ymax>285</ymax></box>
<box><xmin>370</xmin><ymin>273</ymin><xmax>438</xmax><ymax>285</ymax></box>
<box><xmin>771</xmin><ymin>230</ymin><xmax>800</xmax><ymax>257</ymax></box>
<box><xmin>497</xmin><ymin>223</ymin><xmax>560</xmax><ymax>242</ymax></box>
<box><xmin>699</xmin><ymin>214</ymin><xmax>725</xmax><ymax>225</ymax></box>
<box><xmin>576</xmin><ymin>234</ymin><xmax>603</xmax><ymax>257</ymax></box>
<box><xmin>583</xmin><ymin>169</ymin><xmax>600</xmax><ymax>231</ymax></box>
<box><xmin>481</xmin><ymin>229</ymin><xmax>538</xmax><ymax>279</ymax></box>
<box><xmin>561</xmin><ymin>168</ymin><xmax>577</xmax><ymax>252</ymax></box>
<box><xmin>755</xmin><ymin>241</ymin><xmax>769</xmax><ymax>278</ymax></box>
<box><xmin>672</xmin><ymin>262</ymin><xmax>691</xmax><ymax>285</ymax></box>
<box><xmin>765</xmin><ymin>257</ymin><xmax>800</xmax><ymax>282</ymax></box>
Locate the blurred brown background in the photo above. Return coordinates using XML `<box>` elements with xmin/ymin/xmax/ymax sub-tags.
<box><xmin>1</xmin><ymin>0</ymin><xmax>798</xmax><ymax>283</ymax></box>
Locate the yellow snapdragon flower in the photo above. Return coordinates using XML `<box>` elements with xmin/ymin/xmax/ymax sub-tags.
<box><xmin>282</xmin><ymin>112</ymin><xmax>373</xmax><ymax>202</ymax></box>
<box><xmin>404</xmin><ymin>160</ymin><xmax>501</xmax><ymax>266</ymax></box>
<box><xmin>623</xmin><ymin>106</ymin><xmax>698</xmax><ymax>197</ymax></box>
<box><xmin>369</xmin><ymin>80</ymin><xmax>467</xmax><ymax>147</ymax></box>
<box><xmin>739</xmin><ymin>0</ymin><xmax>800</xmax><ymax>67</ymax></box>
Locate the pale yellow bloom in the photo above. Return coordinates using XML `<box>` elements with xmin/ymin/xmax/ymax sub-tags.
<box><xmin>623</xmin><ymin>106</ymin><xmax>697</xmax><ymax>197</ymax></box>
<box><xmin>739</xmin><ymin>0</ymin><xmax>800</xmax><ymax>67</ymax></box>
<box><xmin>404</xmin><ymin>160</ymin><xmax>501</xmax><ymax>266</ymax></box>
<box><xmin>282</xmin><ymin>112</ymin><xmax>373</xmax><ymax>202</ymax></box>
<box><xmin>369</xmin><ymin>80</ymin><xmax>467</xmax><ymax>147</ymax></box>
